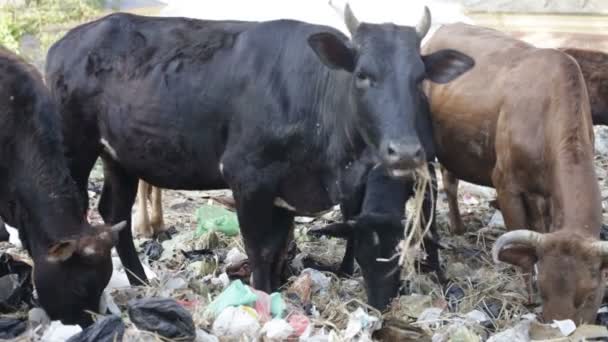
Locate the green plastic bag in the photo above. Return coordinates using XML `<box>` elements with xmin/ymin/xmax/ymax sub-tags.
<box><xmin>206</xmin><ymin>280</ymin><xmax>258</xmax><ymax>317</ymax></box>
<box><xmin>270</xmin><ymin>293</ymin><xmax>286</xmax><ymax>319</ymax></box>
<box><xmin>195</xmin><ymin>204</ymin><xmax>239</xmax><ymax>237</ymax></box>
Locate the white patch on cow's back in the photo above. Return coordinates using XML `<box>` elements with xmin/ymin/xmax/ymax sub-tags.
<box><xmin>100</xmin><ymin>138</ymin><xmax>118</xmax><ymax>160</ymax></box>
<box><xmin>219</xmin><ymin>162</ymin><xmax>224</xmax><ymax>175</ymax></box>
<box><xmin>274</xmin><ymin>197</ymin><xmax>296</xmax><ymax>211</ymax></box>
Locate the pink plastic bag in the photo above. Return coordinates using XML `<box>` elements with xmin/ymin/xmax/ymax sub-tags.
<box><xmin>252</xmin><ymin>289</ymin><xmax>272</xmax><ymax>323</ymax></box>
<box><xmin>288</xmin><ymin>313</ymin><xmax>310</xmax><ymax>337</ymax></box>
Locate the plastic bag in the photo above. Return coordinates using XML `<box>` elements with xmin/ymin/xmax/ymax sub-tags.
<box><xmin>206</xmin><ymin>280</ymin><xmax>258</xmax><ymax>317</ymax></box>
<box><xmin>262</xmin><ymin>319</ymin><xmax>294</xmax><ymax>340</ymax></box>
<box><xmin>270</xmin><ymin>292</ymin><xmax>286</xmax><ymax>319</ymax></box>
<box><xmin>0</xmin><ymin>318</ymin><xmax>26</xmax><ymax>339</ymax></box>
<box><xmin>0</xmin><ymin>253</ymin><xmax>33</xmax><ymax>313</ymax></box>
<box><xmin>195</xmin><ymin>205</ymin><xmax>239</xmax><ymax>237</ymax></box>
<box><xmin>128</xmin><ymin>298</ymin><xmax>196</xmax><ymax>341</ymax></box>
<box><xmin>212</xmin><ymin>306</ymin><xmax>260</xmax><ymax>339</ymax></box>
<box><xmin>66</xmin><ymin>315</ymin><xmax>125</xmax><ymax>342</ymax></box>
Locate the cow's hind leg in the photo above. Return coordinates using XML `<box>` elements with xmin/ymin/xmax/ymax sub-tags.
<box><xmin>149</xmin><ymin>186</ymin><xmax>165</xmax><ymax>235</ymax></box>
<box><xmin>133</xmin><ymin>180</ymin><xmax>152</xmax><ymax>238</ymax></box>
<box><xmin>442</xmin><ymin>167</ymin><xmax>466</xmax><ymax>235</ymax></box>
<box><xmin>98</xmin><ymin>157</ymin><xmax>147</xmax><ymax>285</ymax></box>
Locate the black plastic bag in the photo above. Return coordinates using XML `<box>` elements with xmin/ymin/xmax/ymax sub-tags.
<box><xmin>0</xmin><ymin>253</ymin><xmax>34</xmax><ymax>313</ymax></box>
<box><xmin>67</xmin><ymin>315</ymin><xmax>125</xmax><ymax>342</ymax></box>
<box><xmin>141</xmin><ymin>240</ymin><xmax>163</xmax><ymax>261</ymax></box>
<box><xmin>0</xmin><ymin>318</ymin><xmax>26</xmax><ymax>339</ymax></box>
<box><xmin>128</xmin><ymin>298</ymin><xmax>195</xmax><ymax>341</ymax></box>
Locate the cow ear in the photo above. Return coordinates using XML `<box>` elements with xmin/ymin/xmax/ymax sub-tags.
<box><xmin>307</xmin><ymin>221</ymin><xmax>355</xmax><ymax>239</ymax></box>
<box><xmin>422</xmin><ymin>49</ymin><xmax>474</xmax><ymax>84</ymax></box>
<box><xmin>308</xmin><ymin>32</ymin><xmax>356</xmax><ymax>73</ymax></box>
<box><xmin>496</xmin><ymin>244</ymin><xmax>538</xmax><ymax>270</ymax></box>
<box><xmin>47</xmin><ymin>240</ymin><xmax>78</xmax><ymax>263</ymax></box>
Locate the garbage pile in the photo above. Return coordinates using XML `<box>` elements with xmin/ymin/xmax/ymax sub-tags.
<box><xmin>2</xmin><ymin>126</ymin><xmax>608</xmax><ymax>341</ymax></box>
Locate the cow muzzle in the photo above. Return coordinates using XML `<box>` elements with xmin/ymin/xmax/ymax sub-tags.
<box><xmin>381</xmin><ymin>140</ymin><xmax>426</xmax><ymax>177</ymax></box>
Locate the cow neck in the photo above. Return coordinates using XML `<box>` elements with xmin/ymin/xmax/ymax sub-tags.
<box><xmin>317</xmin><ymin>70</ymin><xmax>365</xmax><ymax>170</ymax></box>
<box><xmin>14</xmin><ymin>117</ymin><xmax>86</xmax><ymax>255</ymax></box>
<box><xmin>549</xmin><ymin>106</ymin><xmax>601</xmax><ymax>238</ymax></box>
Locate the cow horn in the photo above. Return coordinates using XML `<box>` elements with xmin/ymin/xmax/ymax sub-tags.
<box><xmin>344</xmin><ymin>3</ymin><xmax>359</xmax><ymax>35</ymax></box>
<box><xmin>111</xmin><ymin>221</ymin><xmax>127</xmax><ymax>233</ymax></box>
<box><xmin>415</xmin><ymin>6</ymin><xmax>431</xmax><ymax>40</ymax></box>
<box><xmin>491</xmin><ymin>230</ymin><xmax>544</xmax><ymax>264</ymax></box>
<box><xmin>591</xmin><ymin>240</ymin><xmax>608</xmax><ymax>261</ymax></box>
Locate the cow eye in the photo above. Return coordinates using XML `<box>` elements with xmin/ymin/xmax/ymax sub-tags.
<box><xmin>355</xmin><ymin>71</ymin><xmax>372</xmax><ymax>88</ymax></box>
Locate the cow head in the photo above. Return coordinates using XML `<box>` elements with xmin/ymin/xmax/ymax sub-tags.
<box><xmin>33</xmin><ymin>221</ymin><xmax>125</xmax><ymax>327</ymax></box>
<box><xmin>308</xmin><ymin>5</ymin><xmax>474</xmax><ymax>177</ymax></box>
<box><xmin>310</xmin><ymin>213</ymin><xmax>403</xmax><ymax>310</ymax></box>
<box><xmin>493</xmin><ymin>229</ymin><xmax>608</xmax><ymax>323</ymax></box>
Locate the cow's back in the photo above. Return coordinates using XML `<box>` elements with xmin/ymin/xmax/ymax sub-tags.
<box><xmin>422</xmin><ymin>23</ymin><xmax>592</xmax><ymax>187</ymax></box>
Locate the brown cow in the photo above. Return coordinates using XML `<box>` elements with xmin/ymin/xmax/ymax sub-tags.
<box><xmin>437</xmin><ymin>47</ymin><xmax>608</xmax><ymax>235</ymax></box>
<box><xmin>559</xmin><ymin>48</ymin><xmax>608</xmax><ymax>126</ymax></box>
<box><xmin>423</xmin><ymin>23</ymin><xmax>607</xmax><ymax>323</ymax></box>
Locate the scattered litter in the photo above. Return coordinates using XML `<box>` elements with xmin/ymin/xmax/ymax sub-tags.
<box><xmin>195</xmin><ymin>329</ymin><xmax>220</xmax><ymax>342</ymax></box>
<box><xmin>0</xmin><ymin>317</ymin><xmax>26</xmax><ymax>339</ymax></box>
<box><xmin>343</xmin><ymin>307</ymin><xmax>381</xmax><ymax>341</ymax></box>
<box><xmin>417</xmin><ymin>307</ymin><xmax>443</xmax><ymax>327</ymax></box>
<box><xmin>288</xmin><ymin>272</ymin><xmax>313</xmax><ymax>303</ymax></box>
<box><xmin>66</xmin><ymin>315</ymin><xmax>125</xmax><ymax>342</ymax></box>
<box><xmin>374</xmin><ymin>319</ymin><xmax>430</xmax><ymax>341</ymax></box>
<box><xmin>445</xmin><ymin>285</ymin><xmax>465</xmax><ymax>312</ymax></box>
<box><xmin>486</xmin><ymin>319</ymin><xmax>532</xmax><ymax>342</ymax></box>
<box><xmin>597</xmin><ymin>306</ymin><xmax>608</xmax><ymax>326</ymax></box>
<box><xmin>253</xmin><ymin>289</ymin><xmax>272</xmax><ymax>322</ymax></box>
<box><xmin>288</xmin><ymin>313</ymin><xmax>310</xmax><ymax>337</ymax></box>
<box><xmin>0</xmin><ymin>253</ymin><xmax>33</xmax><ymax>312</ymax></box>
<box><xmin>195</xmin><ymin>205</ymin><xmax>239</xmax><ymax>237</ymax></box>
<box><xmin>181</xmin><ymin>248</ymin><xmax>215</xmax><ymax>261</ymax></box>
<box><xmin>301</xmin><ymin>268</ymin><xmax>330</xmax><ymax>293</ymax></box>
<box><xmin>395</xmin><ymin>294</ymin><xmax>433</xmax><ymax>318</ymax></box>
<box><xmin>270</xmin><ymin>292</ymin><xmax>286</xmax><ymax>319</ymax></box>
<box><xmin>465</xmin><ymin>310</ymin><xmax>489</xmax><ymax>323</ymax></box>
<box><xmin>225</xmin><ymin>259</ymin><xmax>250</xmax><ymax>281</ymax></box>
<box><xmin>449</xmin><ymin>325</ymin><xmax>481</xmax><ymax>342</ymax></box>
<box><xmin>206</xmin><ymin>280</ymin><xmax>258</xmax><ymax>317</ymax></box>
<box><xmin>224</xmin><ymin>247</ymin><xmax>247</xmax><ymax>266</ymax></box>
<box><xmin>40</xmin><ymin>321</ymin><xmax>82</xmax><ymax>342</ymax></box>
<box><xmin>212</xmin><ymin>306</ymin><xmax>260</xmax><ymax>339</ymax></box>
<box><xmin>262</xmin><ymin>319</ymin><xmax>295</xmax><ymax>340</ymax></box>
<box><xmin>142</xmin><ymin>240</ymin><xmax>163</xmax><ymax>261</ymax></box>
<box><xmin>528</xmin><ymin>320</ymin><xmax>566</xmax><ymax>340</ymax></box>
<box><xmin>128</xmin><ymin>297</ymin><xmax>196</xmax><ymax>341</ymax></box>
<box><xmin>28</xmin><ymin>307</ymin><xmax>50</xmax><ymax>328</ymax></box>
<box><xmin>550</xmin><ymin>319</ymin><xmax>576</xmax><ymax>336</ymax></box>
<box><xmin>487</xmin><ymin>211</ymin><xmax>504</xmax><ymax>228</ymax></box>
<box><xmin>295</xmin><ymin>216</ymin><xmax>316</xmax><ymax>224</ymax></box>
<box><xmin>570</xmin><ymin>324</ymin><xmax>608</xmax><ymax>340</ymax></box>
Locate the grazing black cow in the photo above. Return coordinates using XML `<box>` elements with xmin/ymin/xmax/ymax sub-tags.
<box><xmin>46</xmin><ymin>8</ymin><xmax>473</xmax><ymax>304</ymax></box>
<box><xmin>0</xmin><ymin>47</ymin><xmax>125</xmax><ymax>326</ymax></box>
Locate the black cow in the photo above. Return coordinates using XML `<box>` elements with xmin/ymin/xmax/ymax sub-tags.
<box><xmin>45</xmin><ymin>8</ymin><xmax>473</xmax><ymax>306</ymax></box>
<box><xmin>0</xmin><ymin>47</ymin><xmax>125</xmax><ymax>326</ymax></box>
<box><xmin>309</xmin><ymin>90</ymin><xmax>443</xmax><ymax>309</ymax></box>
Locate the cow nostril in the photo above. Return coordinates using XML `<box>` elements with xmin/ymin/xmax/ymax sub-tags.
<box><xmin>414</xmin><ymin>147</ymin><xmax>424</xmax><ymax>160</ymax></box>
<box><xmin>387</xmin><ymin>144</ymin><xmax>397</xmax><ymax>156</ymax></box>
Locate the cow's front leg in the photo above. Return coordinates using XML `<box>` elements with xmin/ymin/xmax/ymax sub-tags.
<box><xmin>233</xmin><ymin>190</ymin><xmax>294</xmax><ymax>292</ymax></box>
